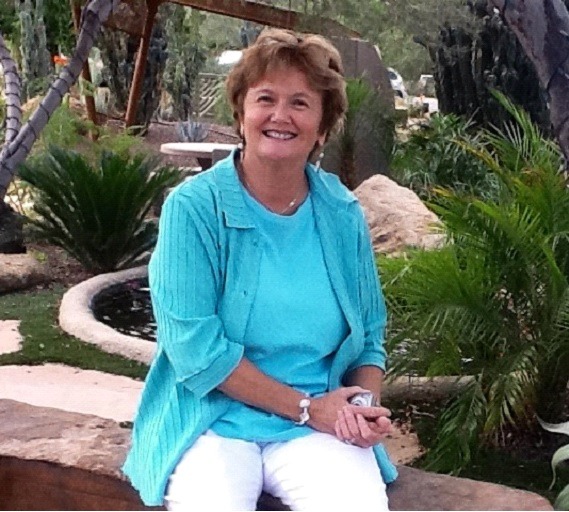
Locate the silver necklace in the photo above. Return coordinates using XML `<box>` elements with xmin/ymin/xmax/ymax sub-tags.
<box><xmin>237</xmin><ymin>163</ymin><xmax>305</xmax><ymax>215</ymax></box>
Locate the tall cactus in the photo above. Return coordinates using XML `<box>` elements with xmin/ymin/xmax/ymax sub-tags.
<box><xmin>426</xmin><ymin>1</ymin><xmax>551</xmax><ymax>133</ymax></box>
<box><xmin>16</xmin><ymin>0</ymin><xmax>52</xmax><ymax>101</ymax></box>
<box><xmin>162</xmin><ymin>6</ymin><xmax>206</xmax><ymax>120</ymax></box>
<box><xmin>98</xmin><ymin>9</ymin><xmax>168</xmax><ymax>132</ymax></box>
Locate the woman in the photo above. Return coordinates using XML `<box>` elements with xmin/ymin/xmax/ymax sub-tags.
<box><xmin>123</xmin><ymin>28</ymin><xmax>397</xmax><ymax>510</ymax></box>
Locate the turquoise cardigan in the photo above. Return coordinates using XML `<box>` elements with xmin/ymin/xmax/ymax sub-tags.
<box><xmin>122</xmin><ymin>153</ymin><xmax>398</xmax><ymax>506</ymax></box>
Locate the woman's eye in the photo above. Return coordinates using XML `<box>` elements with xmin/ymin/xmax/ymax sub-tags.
<box><xmin>293</xmin><ymin>99</ymin><xmax>308</xmax><ymax>107</ymax></box>
<box><xmin>258</xmin><ymin>95</ymin><xmax>273</xmax><ymax>103</ymax></box>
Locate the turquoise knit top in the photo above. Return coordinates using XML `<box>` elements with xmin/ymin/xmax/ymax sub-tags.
<box><xmin>211</xmin><ymin>187</ymin><xmax>349</xmax><ymax>441</ymax></box>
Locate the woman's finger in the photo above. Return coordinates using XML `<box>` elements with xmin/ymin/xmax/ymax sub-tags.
<box><xmin>336</xmin><ymin>410</ymin><xmax>353</xmax><ymax>440</ymax></box>
<box><xmin>341</xmin><ymin>406</ymin><xmax>362</xmax><ymax>439</ymax></box>
<box><xmin>346</xmin><ymin>405</ymin><xmax>391</xmax><ymax>419</ymax></box>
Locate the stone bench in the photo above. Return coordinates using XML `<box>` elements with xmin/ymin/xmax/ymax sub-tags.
<box><xmin>0</xmin><ymin>400</ymin><xmax>552</xmax><ymax>511</ymax></box>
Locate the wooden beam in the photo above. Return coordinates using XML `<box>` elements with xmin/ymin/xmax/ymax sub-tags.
<box><xmin>125</xmin><ymin>0</ymin><xmax>161</xmax><ymax>127</ymax></box>
<box><xmin>167</xmin><ymin>0</ymin><xmax>360</xmax><ymax>38</ymax></box>
<box><xmin>71</xmin><ymin>0</ymin><xmax>99</xmax><ymax>136</ymax></box>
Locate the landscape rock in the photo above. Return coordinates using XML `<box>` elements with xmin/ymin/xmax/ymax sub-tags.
<box><xmin>0</xmin><ymin>253</ymin><xmax>49</xmax><ymax>293</ymax></box>
<box><xmin>0</xmin><ymin>400</ymin><xmax>552</xmax><ymax>511</ymax></box>
<box><xmin>354</xmin><ymin>174</ymin><xmax>445</xmax><ymax>254</ymax></box>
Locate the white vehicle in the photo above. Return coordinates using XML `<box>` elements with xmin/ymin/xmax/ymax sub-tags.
<box><xmin>216</xmin><ymin>50</ymin><xmax>243</xmax><ymax>68</ymax></box>
<box><xmin>387</xmin><ymin>67</ymin><xmax>408</xmax><ymax>99</ymax></box>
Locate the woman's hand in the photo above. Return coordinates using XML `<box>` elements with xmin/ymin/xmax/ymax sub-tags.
<box><xmin>334</xmin><ymin>404</ymin><xmax>392</xmax><ymax>448</ymax></box>
<box><xmin>307</xmin><ymin>386</ymin><xmax>370</xmax><ymax>435</ymax></box>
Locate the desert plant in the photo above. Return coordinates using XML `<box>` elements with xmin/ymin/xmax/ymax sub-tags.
<box><xmin>162</xmin><ymin>5</ymin><xmax>206</xmax><ymax>120</ymax></box>
<box><xmin>18</xmin><ymin>147</ymin><xmax>180</xmax><ymax>273</ymax></box>
<box><xmin>176</xmin><ymin>118</ymin><xmax>209</xmax><ymax>143</ymax></box>
<box><xmin>383</xmin><ymin>94</ymin><xmax>569</xmax><ymax>473</ymax></box>
<box><xmin>17</xmin><ymin>0</ymin><xmax>52</xmax><ymax>101</ymax></box>
<box><xmin>391</xmin><ymin>112</ymin><xmax>498</xmax><ymax>201</ymax></box>
<box><xmin>538</xmin><ymin>418</ymin><xmax>569</xmax><ymax>511</ymax></box>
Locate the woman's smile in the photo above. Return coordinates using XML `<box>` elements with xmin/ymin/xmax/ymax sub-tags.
<box><xmin>240</xmin><ymin>65</ymin><xmax>324</xmax><ymax>167</ymax></box>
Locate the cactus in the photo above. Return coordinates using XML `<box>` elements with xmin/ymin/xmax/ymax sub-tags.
<box><xmin>424</xmin><ymin>2</ymin><xmax>551</xmax><ymax>133</ymax></box>
<box><xmin>176</xmin><ymin>118</ymin><xmax>209</xmax><ymax>143</ymax></box>
<box><xmin>16</xmin><ymin>0</ymin><xmax>52</xmax><ymax>101</ymax></box>
<box><xmin>161</xmin><ymin>6</ymin><xmax>206</xmax><ymax>120</ymax></box>
<box><xmin>98</xmin><ymin>12</ymin><xmax>168</xmax><ymax>132</ymax></box>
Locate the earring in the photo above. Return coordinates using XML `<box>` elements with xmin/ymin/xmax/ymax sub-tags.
<box><xmin>314</xmin><ymin>150</ymin><xmax>325</xmax><ymax>171</ymax></box>
<box><xmin>237</xmin><ymin>126</ymin><xmax>245</xmax><ymax>152</ymax></box>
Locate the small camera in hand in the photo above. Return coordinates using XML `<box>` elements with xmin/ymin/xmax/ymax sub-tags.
<box><xmin>349</xmin><ymin>392</ymin><xmax>376</xmax><ymax>407</ymax></box>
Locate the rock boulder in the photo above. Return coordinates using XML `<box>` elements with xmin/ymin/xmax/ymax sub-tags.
<box><xmin>0</xmin><ymin>253</ymin><xmax>49</xmax><ymax>293</ymax></box>
<box><xmin>354</xmin><ymin>174</ymin><xmax>444</xmax><ymax>254</ymax></box>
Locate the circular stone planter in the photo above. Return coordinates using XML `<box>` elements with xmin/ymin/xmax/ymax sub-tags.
<box><xmin>59</xmin><ymin>266</ymin><xmax>154</xmax><ymax>365</ymax></box>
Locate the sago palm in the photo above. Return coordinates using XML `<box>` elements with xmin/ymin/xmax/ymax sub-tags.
<box><xmin>382</xmin><ymin>92</ymin><xmax>569</xmax><ymax>472</ymax></box>
<box><xmin>19</xmin><ymin>147</ymin><xmax>180</xmax><ymax>273</ymax></box>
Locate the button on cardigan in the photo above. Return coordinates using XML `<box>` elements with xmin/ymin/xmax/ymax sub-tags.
<box><xmin>122</xmin><ymin>152</ymin><xmax>398</xmax><ymax>506</ymax></box>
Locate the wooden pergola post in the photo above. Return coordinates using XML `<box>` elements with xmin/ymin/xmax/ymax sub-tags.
<box><xmin>71</xmin><ymin>0</ymin><xmax>98</xmax><ymax>137</ymax></box>
<box><xmin>125</xmin><ymin>0</ymin><xmax>161</xmax><ymax>127</ymax></box>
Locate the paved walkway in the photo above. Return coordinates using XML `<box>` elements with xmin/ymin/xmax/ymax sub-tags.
<box><xmin>0</xmin><ymin>320</ymin><xmax>422</xmax><ymax>464</ymax></box>
<box><xmin>0</xmin><ymin>319</ymin><xmax>143</xmax><ymax>422</ymax></box>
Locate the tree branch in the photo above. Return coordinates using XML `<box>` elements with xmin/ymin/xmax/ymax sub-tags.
<box><xmin>0</xmin><ymin>32</ymin><xmax>22</xmax><ymax>146</ymax></box>
<box><xmin>0</xmin><ymin>0</ymin><xmax>121</xmax><ymax>200</ymax></box>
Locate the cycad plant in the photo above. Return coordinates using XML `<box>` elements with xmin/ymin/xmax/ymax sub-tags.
<box><xmin>18</xmin><ymin>147</ymin><xmax>180</xmax><ymax>273</ymax></box>
<box><xmin>383</xmin><ymin>92</ymin><xmax>569</xmax><ymax>473</ymax></box>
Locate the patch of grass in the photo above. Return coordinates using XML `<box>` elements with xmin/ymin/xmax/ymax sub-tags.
<box><xmin>0</xmin><ymin>285</ymin><xmax>148</xmax><ymax>380</ymax></box>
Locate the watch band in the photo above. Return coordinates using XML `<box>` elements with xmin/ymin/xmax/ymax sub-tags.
<box><xmin>294</xmin><ymin>393</ymin><xmax>311</xmax><ymax>425</ymax></box>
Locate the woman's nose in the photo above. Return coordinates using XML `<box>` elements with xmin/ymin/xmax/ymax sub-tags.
<box><xmin>270</xmin><ymin>101</ymin><xmax>291</xmax><ymax>122</ymax></box>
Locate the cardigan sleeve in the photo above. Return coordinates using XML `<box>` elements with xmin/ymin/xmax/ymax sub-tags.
<box><xmin>148</xmin><ymin>185</ymin><xmax>244</xmax><ymax>399</ymax></box>
<box><xmin>347</xmin><ymin>205</ymin><xmax>388</xmax><ymax>373</ymax></box>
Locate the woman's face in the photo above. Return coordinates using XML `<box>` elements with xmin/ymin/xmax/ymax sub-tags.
<box><xmin>240</xmin><ymin>65</ymin><xmax>325</xmax><ymax>167</ymax></box>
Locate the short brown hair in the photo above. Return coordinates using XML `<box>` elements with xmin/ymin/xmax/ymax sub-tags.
<box><xmin>226</xmin><ymin>28</ymin><xmax>347</xmax><ymax>139</ymax></box>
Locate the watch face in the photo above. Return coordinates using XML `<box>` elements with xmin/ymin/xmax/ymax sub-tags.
<box><xmin>299</xmin><ymin>398</ymin><xmax>311</xmax><ymax>408</ymax></box>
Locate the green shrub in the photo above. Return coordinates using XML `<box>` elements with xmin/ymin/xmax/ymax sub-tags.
<box><xmin>34</xmin><ymin>101</ymin><xmax>83</xmax><ymax>153</ymax></box>
<box><xmin>383</xmin><ymin>94</ymin><xmax>569</xmax><ymax>473</ymax></box>
<box><xmin>30</xmin><ymin>101</ymin><xmax>144</xmax><ymax>159</ymax></box>
<box><xmin>391</xmin><ymin>113</ymin><xmax>498</xmax><ymax>201</ymax></box>
<box><xmin>18</xmin><ymin>147</ymin><xmax>181</xmax><ymax>273</ymax></box>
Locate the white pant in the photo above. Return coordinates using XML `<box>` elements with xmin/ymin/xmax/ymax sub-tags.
<box><xmin>165</xmin><ymin>430</ymin><xmax>389</xmax><ymax>511</ymax></box>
